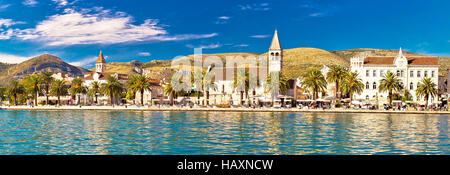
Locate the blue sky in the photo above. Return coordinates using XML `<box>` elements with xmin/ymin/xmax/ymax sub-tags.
<box><xmin>0</xmin><ymin>0</ymin><xmax>449</xmax><ymax>68</ymax></box>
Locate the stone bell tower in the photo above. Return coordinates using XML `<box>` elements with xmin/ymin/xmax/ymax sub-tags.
<box><xmin>269</xmin><ymin>30</ymin><xmax>282</xmax><ymax>73</ymax></box>
<box><xmin>95</xmin><ymin>51</ymin><xmax>106</xmax><ymax>73</ymax></box>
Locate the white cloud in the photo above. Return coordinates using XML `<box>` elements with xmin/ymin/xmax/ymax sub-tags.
<box><xmin>52</xmin><ymin>0</ymin><xmax>68</xmax><ymax>6</ymax></box>
<box><xmin>0</xmin><ymin>19</ymin><xmax>25</xmax><ymax>27</ymax></box>
<box><xmin>234</xmin><ymin>44</ymin><xmax>249</xmax><ymax>47</ymax></box>
<box><xmin>0</xmin><ymin>4</ymin><xmax>10</xmax><ymax>9</ymax></box>
<box><xmin>69</xmin><ymin>56</ymin><xmax>97</xmax><ymax>67</ymax></box>
<box><xmin>138</xmin><ymin>52</ymin><xmax>151</xmax><ymax>56</ymax></box>
<box><xmin>0</xmin><ymin>53</ymin><xmax>31</xmax><ymax>64</ymax></box>
<box><xmin>215</xmin><ymin>16</ymin><xmax>230</xmax><ymax>24</ymax></box>
<box><xmin>238</xmin><ymin>3</ymin><xmax>271</xmax><ymax>11</ymax></box>
<box><xmin>0</xmin><ymin>8</ymin><xmax>217</xmax><ymax>46</ymax></box>
<box><xmin>250</xmin><ymin>35</ymin><xmax>270</xmax><ymax>38</ymax></box>
<box><xmin>186</xmin><ymin>43</ymin><xmax>221</xmax><ymax>49</ymax></box>
<box><xmin>22</xmin><ymin>0</ymin><xmax>38</xmax><ymax>7</ymax></box>
<box><xmin>309</xmin><ymin>13</ymin><xmax>324</xmax><ymax>17</ymax></box>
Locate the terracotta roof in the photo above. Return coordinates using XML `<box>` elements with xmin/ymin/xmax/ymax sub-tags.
<box><xmin>364</xmin><ymin>56</ymin><xmax>439</xmax><ymax>65</ymax></box>
<box><xmin>96</xmin><ymin>51</ymin><xmax>106</xmax><ymax>63</ymax></box>
<box><xmin>83</xmin><ymin>72</ymin><xmax>128</xmax><ymax>81</ymax></box>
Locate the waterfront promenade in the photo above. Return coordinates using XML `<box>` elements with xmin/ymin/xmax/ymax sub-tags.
<box><xmin>2</xmin><ymin>105</ymin><xmax>450</xmax><ymax>115</ymax></box>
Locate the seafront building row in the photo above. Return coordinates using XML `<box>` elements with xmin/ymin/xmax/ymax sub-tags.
<box><xmin>25</xmin><ymin>30</ymin><xmax>448</xmax><ymax>108</ymax></box>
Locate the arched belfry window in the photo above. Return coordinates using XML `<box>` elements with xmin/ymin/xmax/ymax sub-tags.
<box><xmin>271</xmin><ymin>53</ymin><xmax>274</xmax><ymax>56</ymax></box>
<box><xmin>275</xmin><ymin>52</ymin><xmax>280</xmax><ymax>56</ymax></box>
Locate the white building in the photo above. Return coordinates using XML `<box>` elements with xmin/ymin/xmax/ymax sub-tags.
<box><xmin>350</xmin><ymin>48</ymin><xmax>439</xmax><ymax>105</ymax></box>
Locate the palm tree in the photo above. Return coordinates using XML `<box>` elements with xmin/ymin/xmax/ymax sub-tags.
<box><xmin>7</xmin><ymin>80</ymin><xmax>24</xmax><ymax>106</ymax></box>
<box><xmin>126</xmin><ymin>75</ymin><xmax>138</xmax><ymax>104</ymax></box>
<box><xmin>50</xmin><ymin>79</ymin><xmax>69</xmax><ymax>106</ymax></box>
<box><xmin>378</xmin><ymin>72</ymin><xmax>403</xmax><ymax>106</ymax></box>
<box><xmin>164</xmin><ymin>82</ymin><xmax>176</xmax><ymax>106</ymax></box>
<box><xmin>193</xmin><ymin>69</ymin><xmax>204</xmax><ymax>105</ymax></box>
<box><xmin>300</xmin><ymin>69</ymin><xmax>327</xmax><ymax>100</ymax></box>
<box><xmin>101</xmin><ymin>75</ymin><xmax>124</xmax><ymax>106</ymax></box>
<box><xmin>126</xmin><ymin>74</ymin><xmax>152</xmax><ymax>105</ymax></box>
<box><xmin>416</xmin><ymin>77</ymin><xmax>438</xmax><ymax>109</ymax></box>
<box><xmin>341</xmin><ymin>72</ymin><xmax>364</xmax><ymax>102</ymax></box>
<box><xmin>69</xmin><ymin>78</ymin><xmax>87</xmax><ymax>105</ymax></box>
<box><xmin>38</xmin><ymin>72</ymin><xmax>54</xmax><ymax>105</ymax></box>
<box><xmin>233</xmin><ymin>69</ymin><xmax>250</xmax><ymax>105</ymax></box>
<box><xmin>22</xmin><ymin>75</ymin><xmax>41</xmax><ymax>106</ymax></box>
<box><xmin>89</xmin><ymin>81</ymin><xmax>101</xmax><ymax>104</ymax></box>
<box><xmin>266</xmin><ymin>71</ymin><xmax>290</xmax><ymax>105</ymax></box>
<box><xmin>326</xmin><ymin>65</ymin><xmax>346</xmax><ymax>99</ymax></box>
<box><xmin>203</xmin><ymin>72</ymin><xmax>217</xmax><ymax>106</ymax></box>
<box><xmin>194</xmin><ymin>69</ymin><xmax>218</xmax><ymax>106</ymax></box>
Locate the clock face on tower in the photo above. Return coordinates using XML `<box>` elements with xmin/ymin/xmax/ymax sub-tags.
<box><xmin>395</xmin><ymin>56</ymin><xmax>407</xmax><ymax>68</ymax></box>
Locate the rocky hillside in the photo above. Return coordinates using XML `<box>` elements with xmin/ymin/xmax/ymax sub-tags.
<box><xmin>100</xmin><ymin>48</ymin><xmax>445</xmax><ymax>81</ymax></box>
<box><xmin>0</xmin><ymin>54</ymin><xmax>91</xmax><ymax>85</ymax></box>
<box><xmin>0</xmin><ymin>62</ymin><xmax>15</xmax><ymax>73</ymax></box>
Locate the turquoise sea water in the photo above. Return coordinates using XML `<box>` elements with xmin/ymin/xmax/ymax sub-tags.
<box><xmin>0</xmin><ymin>110</ymin><xmax>448</xmax><ymax>155</ymax></box>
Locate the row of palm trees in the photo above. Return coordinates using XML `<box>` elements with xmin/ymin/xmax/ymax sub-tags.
<box><xmin>0</xmin><ymin>72</ymin><xmax>152</xmax><ymax>106</ymax></box>
<box><xmin>299</xmin><ymin>65</ymin><xmax>439</xmax><ymax>108</ymax></box>
<box><xmin>0</xmin><ymin>66</ymin><xmax>439</xmax><ymax>108</ymax></box>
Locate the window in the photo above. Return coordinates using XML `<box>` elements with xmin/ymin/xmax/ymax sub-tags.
<box><xmin>373</xmin><ymin>70</ymin><xmax>376</xmax><ymax>77</ymax></box>
<box><xmin>366</xmin><ymin>70</ymin><xmax>369</xmax><ymax>77</ymax></box>
<box><xmin>380</xmin><ymin>70</ymin><xmax>384</xmax><ymax>77</ymax></box>
<box><xmin>410</xmin><ymin>83</ymin><xmax>414</xmax><ymax>90</ymax></box>
<box><xmin>410</xmin><ymin>71</ymin><xmax>414</xmax><ymax>77</ymax></box>
<box><xmin>401</xmin><ymin>70</ymin><xmax>404</xmax><ymax>77</ymax></box>
<box><xmin>366</xmin><ymin>82</ymin><xmax>369</xmax><ymax>89</ymax></box>
<box><xmin>432</xmin><ymin>71</ymin><xmax>435</xmax><ymax>77</ymax></box>
<box><xmin>373</xmin><ymin>82</ymin><xmax>377</xmax><ymax>89</ymax></box>
<box><xmin>417</xmin><ymin>71</ymin><xmax>421</xmax><ymax>77</ymax></box>
<box><xmin>366</xmin><ymin>95</ymin><xmax>369</xmax><ymax>100</ymax></box>
<box><xmin>424</xmin><ymin>71</ymin><xmax>428</xmax><ymax>77</ymax></box>
<box><xmin>396</xmin><ymin>70</ymin><xmax>400</xmax><ymax>77</ymax></box>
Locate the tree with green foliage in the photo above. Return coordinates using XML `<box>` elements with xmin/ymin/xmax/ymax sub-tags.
<box><xmin>101</xmin><ymin>75</ymin><xmax>124</xmax><ymax>106</ymax></box>
<box><xmin>266</xmin><ymin>71</ymin><xmax>290</xmax><ymax>105</ymax></box>
<box><xmin>38</xmin><ymin>72</ymin><xmax>54</xmax><ymax>105</ymax></box>
<box><xmin>300</xmin><ymin>69</ymin><xmax>327</xmax><ymax>100</ymax></box>
<box><xmin>341</xmin><ymin>72</ymin><xmax>364</xmax><ymax>102</ymax></box>
<box><xmin>22</xmin><ymin>75</ymin><xmax>41</xmax><ymax>106</ymax></box>
<box><xmin>326</xmin><ymin>65</ymin><xmax>347</xmax><ymax>99</ymax></box>
<box><xmin>401</xmin><ymin>89</ymin><xmax>413</xmax><ymax>103</ymax></box>
<box><xmin>378</xmin><ymin>72</ymin><xmax>403</xmax><ymax>106</ymax></box>
<box><xmin>126</xmin><ymin>74</ymin><xmax>152</xmax><ymax>105</ymax></box>
<box><xmin>6</xmin><ymin>80</ymin><xmax>24</xmax><ymax>105</ymax></box>
<box><xmin>0</xmin><ymin>86</ymin><xmax>6</xmax><ymax>103</ymax></box>
<box><xmin>69</xmin><ymin>78</ymin><xmax>87</xmax><ymax>105</ymax></box>
<box><xmin>416</xmin><ymin>77</ymin><xmax>438</xmax><ymax>109</ymax></box>
<box><xmin>89</xmin><ymin>81</ymin><xmax>101</xmax><ymax>104</ymax></box>
<box><xmin>50</xmin><ymin>79</ymin><xmax>69</xmax><ymax>106</ymax></box>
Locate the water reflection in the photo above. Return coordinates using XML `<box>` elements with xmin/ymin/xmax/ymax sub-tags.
<box><xmin>0</xmin><ymin>110</ymin><xmax>448</xmax><ymax>155</ymax></box>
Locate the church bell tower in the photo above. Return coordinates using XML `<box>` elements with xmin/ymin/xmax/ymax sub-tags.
<box><xmin>95</xmin><ymin>51</ymin><xmax>106</xmax><ymax>73</ymax></box>
<box><xmin>269</xmin><ymin>30</ymin><xmax>283</xmax><ymax>73</ymax></box>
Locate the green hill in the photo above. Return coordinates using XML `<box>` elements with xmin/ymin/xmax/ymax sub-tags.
<box><xmin>0</xmin><ymin>54</ymin><xmax>91</xmax><ymax>86</ymax></box>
